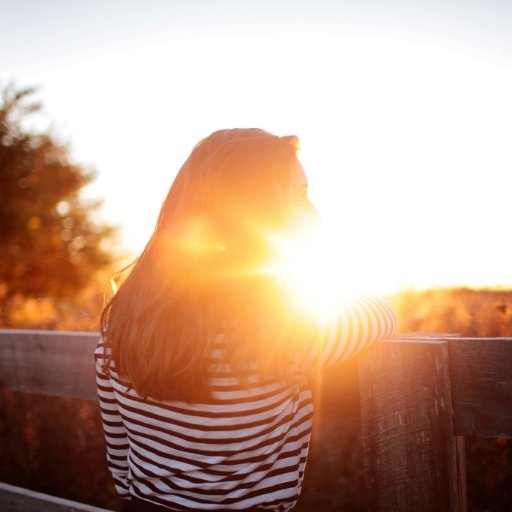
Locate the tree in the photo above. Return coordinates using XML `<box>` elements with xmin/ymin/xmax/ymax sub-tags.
<box><xmin>0</xmin><ymin>84</ymin><xmax>116</xmax><ymax>326</ymax></box>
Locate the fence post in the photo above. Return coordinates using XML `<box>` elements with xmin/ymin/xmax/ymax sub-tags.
<box><xmin>358</xmin><ymin>337</ymin><xmax>466</xmax><ymax>512</ymax></box>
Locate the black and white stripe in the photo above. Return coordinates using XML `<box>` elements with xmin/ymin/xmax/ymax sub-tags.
<box><xmin>95</xmin><ymin>297</ymin><xmax>396</xmax><ymax>511</ymax></box>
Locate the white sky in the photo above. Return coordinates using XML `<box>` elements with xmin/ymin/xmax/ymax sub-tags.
<box><xmin>2</xmin><ymin>0</ymin><xmax>512</xmax><ymax>293</ymax></box>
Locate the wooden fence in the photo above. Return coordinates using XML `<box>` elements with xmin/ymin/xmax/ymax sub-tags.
<box><xmin>0</xmin><ymin>330</ymin><xmax>511</xmax><ymax>511</ymax></box>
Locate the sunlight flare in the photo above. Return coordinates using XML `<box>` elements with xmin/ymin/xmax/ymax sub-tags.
<box><xmin>266</xmin><ymin>224</ymin><xmax>364</xmax><ymax>320</ymax></box>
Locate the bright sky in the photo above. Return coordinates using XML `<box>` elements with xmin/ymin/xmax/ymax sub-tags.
<box><xmin>2</xmin><ymin>0</ymin><xmax>512</xmax><ymax>294</ymax></box>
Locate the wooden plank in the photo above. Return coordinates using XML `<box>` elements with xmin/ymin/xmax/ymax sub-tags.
<box><xmin>358</xmin><ymin>337</ymin><xmax>464</xmax><ymax>512</ymax></box>
<box><xmin>455</xmin><ymin>437</ymin><xmax>468</xmax><ymax>512</ymax></box>
<box><xmin>0</xmin><ymin>330</ymin><xmax>100</xmax><ymax>400</ymax></box>
<box><xmin>447</xmin><ymin>338</ymin><xmax>512</xmax><ymax>438</ymax></box>
<box><xmin>0</xmin><ymin>481</ymin><xmax>113</xmax><ymax>512</ymax></box>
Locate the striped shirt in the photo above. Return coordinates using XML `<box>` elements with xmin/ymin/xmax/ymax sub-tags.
<box><xmin>95</xmin><ymin>297</ymin><xmax>396</xmax><ymax>511</ymax></box>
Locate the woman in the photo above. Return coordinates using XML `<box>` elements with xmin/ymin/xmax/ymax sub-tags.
<box><xmin>95</xmin><ymin>128</ymin><xmax>396</xmax><ymax>512</ymax></box>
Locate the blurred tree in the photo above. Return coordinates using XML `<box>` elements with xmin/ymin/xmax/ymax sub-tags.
<box><xmin>0</xmin><ymin>84</ymin><xmax>116</xmax><ymax>326</ymax></box>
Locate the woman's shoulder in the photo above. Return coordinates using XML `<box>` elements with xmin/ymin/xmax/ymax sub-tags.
<box><xmin>94</xmin><ymin>337</ymin><xmax>118</xmax><ymax>377</ymax></box>
<box><xmin>94</xmin><ymin>336</ymin><xmax>111</xmax><ymax>359</ymax></box>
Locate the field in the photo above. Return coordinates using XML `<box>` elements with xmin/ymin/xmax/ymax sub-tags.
<box><xmin>0</xmin><ymin>287</ymin><xmax>511</xmax><ymax>511</ymax></box>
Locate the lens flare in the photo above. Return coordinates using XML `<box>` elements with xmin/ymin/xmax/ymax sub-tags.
<box><xmin>266</xmin><ymin>224</ymin><xmax>360</xmax><ymax>321</ymax></box>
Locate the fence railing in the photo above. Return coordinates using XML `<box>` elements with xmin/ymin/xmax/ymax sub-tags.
<box><xmin>1</xmin><ymin>329</ymin><xmax>511</xmax><ymax>512</ymax></box>
<box><xmin>358</xmin><ymin>334</ymin><xmax>512</xmax><ymax>512</ymax></box>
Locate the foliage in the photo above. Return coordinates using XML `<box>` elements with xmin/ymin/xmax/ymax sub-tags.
<box><xmin>0</xmin><ymin>84</ymin><xmax>116</xmax><ymax>326</ymax></box>
<box><xmin>391</xmin><ymin>287</ymin><xmax>512</xmax><ymax>337</ymax></box>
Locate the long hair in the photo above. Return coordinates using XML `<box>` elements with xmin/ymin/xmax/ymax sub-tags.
<box><xmin>101</xmin><ymin>128</ymin><xmax>316</xmax><ymax>401</ymax></box>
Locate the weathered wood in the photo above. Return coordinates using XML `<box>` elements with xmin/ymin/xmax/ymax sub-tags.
<box><xmin>0</xmin><ymin>482</ymin><xmax>113</xmax><ymax>512</ymax></box>
<box><xmin>358</xmin><ymin>337</ymin><xmax>464</xmax><ymax>512</ymax></box>
<box><xmin>456</xmin><ymin>436</ymin><xmax>468</xmax><ymax>512</ymax></box>
<box><xmin>448</xmin><ymin>338</ymin><xmax>512</xmax><ymax>438</ymax></box>
<box><xmin>0</xmin><ymin>330</ymin><xmax>99</xmax><ymax>400</ymax></box>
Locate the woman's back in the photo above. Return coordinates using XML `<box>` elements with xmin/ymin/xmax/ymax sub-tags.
<box><xmin>96</xmin><ymin>337</ymin><xmax>313</xmax><ymax>511</ymax></box>
<box><xmin>96</xmin><ymin>297</ymin><xmax>396</xmax><ymax>511</ymax></box>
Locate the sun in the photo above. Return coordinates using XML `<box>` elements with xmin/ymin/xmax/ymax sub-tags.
<box><xmin>265</xmin><ymin>224</ymin><xmax>369</xmax><ymax>321</ymax></box>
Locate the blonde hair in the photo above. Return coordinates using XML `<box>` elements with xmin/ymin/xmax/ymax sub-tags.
<box><xmin>101</xmin><ymin>129</ymin><xmax>315</xmax><ymax>401</ymax></box>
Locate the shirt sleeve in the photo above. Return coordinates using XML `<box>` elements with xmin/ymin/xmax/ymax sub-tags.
<box><xmin>94</xmin><ymin>340</ymin><xmax>131</xmax><ymax>499</ymax></box>
<box><xmin>306</xmin><ymin>296</ymin><xmax>397</xmax><ymax>368</ymax></box>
